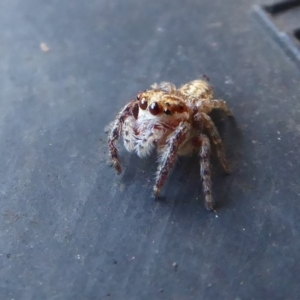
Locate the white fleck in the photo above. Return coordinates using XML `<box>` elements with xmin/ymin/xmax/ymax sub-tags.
<box><xmin>277</xmin><ymin>137</ymin><xmax>281</xmax><ymax>140</ymax></box>
<box><xmin>277</xmin><ymin>131</ymin><xmax>280</xmax><ymax>134</ymax></box>
<box><xmin>224</xmin><ymin>76</ymin><xmax>234</xmax><ymax>85</ymax></box>
<box><xmin>77</xmin><ymin>255</ymin><xmax>81</xmax><ymax>259</ymax></box>
<box><xmin>252</xmin><ymin>140</ymin><xmax>257</xmax><ymax>144</ymax></box>
<box><xmin>208</xmin><ymin>22</ymin><xmax>222</xmax><ymax>28</ymax></box>
<box><xmin>40</xmin><ymin>42</ymin><xmax>50</xmax><ymax>52</ymax></box>
<box><xmin>130</xmin><ymin>256</ymin><xmax>135</xmax><ymax>261</ymax></box>
<box><xmin>49</xmin><ymin>143</ymin><xmax>52</xmax><ymax>146</ymax></box>
<box><xmin>242</xmin><ymin>228</ymin><xmax>246</xmax><ymax>231</ymax></box>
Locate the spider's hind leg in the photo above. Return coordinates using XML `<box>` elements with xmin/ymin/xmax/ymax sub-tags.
<box><xmin>198</xmin><ymin>134</ymin><xmax>214</xmax><ymax>211</ymax></box>
<box><xmin>199</xmin><ymin>99</ymin><xmax>233</xmax><ymax>117</ymax></box>
<box><xmin>195</xmin><ymin>112</ymin><xmax>231</xmax><ymax>174</ymax></box>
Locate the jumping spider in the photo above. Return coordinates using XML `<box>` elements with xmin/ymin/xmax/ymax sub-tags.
<box><xmin>108</xmin><ymin>79</ymin><xmax>233</xmax><ymax>210</ymax></box>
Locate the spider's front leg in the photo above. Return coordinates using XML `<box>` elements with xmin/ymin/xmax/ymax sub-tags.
<box><xmin>108</xmin><ymin>100</ymin><xmax>138</xmax><ymax>174</ymax></box>
<box><xmin>153</xmin><ymin>121</ymin><xmax>190</xmax><ymax>197</ymax></box>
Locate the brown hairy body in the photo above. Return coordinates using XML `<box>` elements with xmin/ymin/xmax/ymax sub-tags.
<box><xmin>108</xmin><ymin>79</ymin><xmax>233</xmax><ymax>210</ymax></box>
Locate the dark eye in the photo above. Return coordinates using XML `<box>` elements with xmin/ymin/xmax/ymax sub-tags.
<box><xmin>149</xmin><ymin>102</ymin><xmax>160</xmax><ymax>115</ymax></box>
<box><xmin>164</xmin><ymin>108</ymin><xmax>171</xmax><ymax>115</ymax></box>
<box><xmin>139</xmin><ymin>98</ymin><xmax>148</xmax><ymax>110</ymax></box>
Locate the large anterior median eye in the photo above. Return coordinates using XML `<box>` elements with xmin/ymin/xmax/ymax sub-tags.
<box><xmin>149</xmin><ymin>102</ymin><xmax>160</xmax><ymax>115</ymax></box>
<box><xmin>139</xmin><ymin>98</ymin><xmax>148</xmax><ymax>110</ymax></box>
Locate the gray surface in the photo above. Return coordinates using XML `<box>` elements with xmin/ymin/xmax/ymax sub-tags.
<box><xmin>1</xmin><ymin>0</ymin><xmax>300</xmax><ymax>299</ymax></box>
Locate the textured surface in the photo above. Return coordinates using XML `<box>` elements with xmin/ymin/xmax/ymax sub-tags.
<box><xmin>1</xmin><ymin>0</ymin><xmax>300</xmax><ymax>299</ymax></box>
<box><xmin>254</xmin><ymin>1</ymin><xmax>300</xmax><ymax>66</ymax></box>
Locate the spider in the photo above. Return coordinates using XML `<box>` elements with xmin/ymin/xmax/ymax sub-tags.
<box><xmin>108</xmin><ymin>79</ymin><xmax>233</xmax><ymax>210</ymax></box>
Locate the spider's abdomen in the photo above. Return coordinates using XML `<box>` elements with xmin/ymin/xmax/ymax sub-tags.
<box><xmin>179</xmin><ymin>80</ymin><xmax>214</xmax><ymax>103</ymax></box>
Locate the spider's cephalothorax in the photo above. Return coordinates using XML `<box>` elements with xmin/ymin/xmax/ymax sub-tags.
<box><xmin>108</xmin><ymin>79</ymin><xmax>233</xmax><ymax>210</ymax></box>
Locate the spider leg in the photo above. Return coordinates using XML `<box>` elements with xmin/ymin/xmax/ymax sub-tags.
<box><xmin>198</xmin><ymin>99</ymin><xmax>233</xmax><ymax>116</ymax></box>
<box><xmin>194</xmin><ymin>112</ymin><xmax>231</xmax><ymax>174</ymax></box>
<box><xmin>198</xmin><ymin>134</ymin><xmax>214</xmax><ymax>211</ymax></box>
<box><xmin>108</xmin><ymin>100</ymin><xmax>138</xmax><ymax>174</ymax></box>
<box><xmin>153</xmin><ymin>122</ymin><xmax>190</xmax><ymax>197</ymax></box>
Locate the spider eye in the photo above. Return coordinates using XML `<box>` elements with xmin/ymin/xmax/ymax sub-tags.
<box><xmin>139</xmin><ymin>98</ymin><xmax>148</xmax><ymax>110</ymax></box>
<box><xmin>164</xmin><ymin>108</ymin><xmax>171</xmax><ymax>115</ymax></box>
<box><xmin>149</xmin><ymin>102</ymin><xmax>160</xmax><ymax>115</ymax></box>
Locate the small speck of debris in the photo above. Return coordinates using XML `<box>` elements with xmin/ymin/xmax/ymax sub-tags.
<box><xmin>130</xmin><ymin>256</ymin><xmax>135</xmax><ymax>261</ymax></box>
<box><xmin>160</xmin><ymin>289</ymin><xmax>164</xmax><ymax>293</ymax></box>
<box><xmin>40</xmin><ymin>43</ymin><xmax>50</xmax><ymax>52</ymax></box>
<box><xmin>242</xmin><ymin>228</ymin><xmax>246</xmax><ymax>231</ymax></box>
<box><xmin>113</xmin><ymin>260</ymin><xmax>118</xmax><ymax>264</ymax></box>
<box><xmin>208</xmin><ymin>22</ymin><xmax>223</xmax><ymax>28</ymax></box>
<box><xmin>252</xmin><ymin>140</ymin><xmax>257</xmax><ymax>144</ymax></box>
<box><xmin>207</xmin><ymin>283</ymin><xmax>212</xmax><ymax>287</ymax></box>
<box><xmin>172</xmin><ymin>262</ymin><xmax>178</xmax><ymax>270</ymax></box>
<box><xmin>76</xmin><ymin>255</ymin><xmax>81</xmax><ymax>260</ymax></box>
<box><xmin>119</xmin><ymin>183</ymin><xmax>125</xmax><ymax>192</ymax></box>
<box><xmin>224</xmin><ymin>76</ymin><xmax>234</xmax><ymax>85</ymax></box>
<box><xmin>277</xmin><ymin>137</ymin><xmax>281</xmax><ymax>141</ymax></box>
<box><xmin>6</xmin><ymin>254</ymin><xmax>10</xmax><ymax>258</ymax></box>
